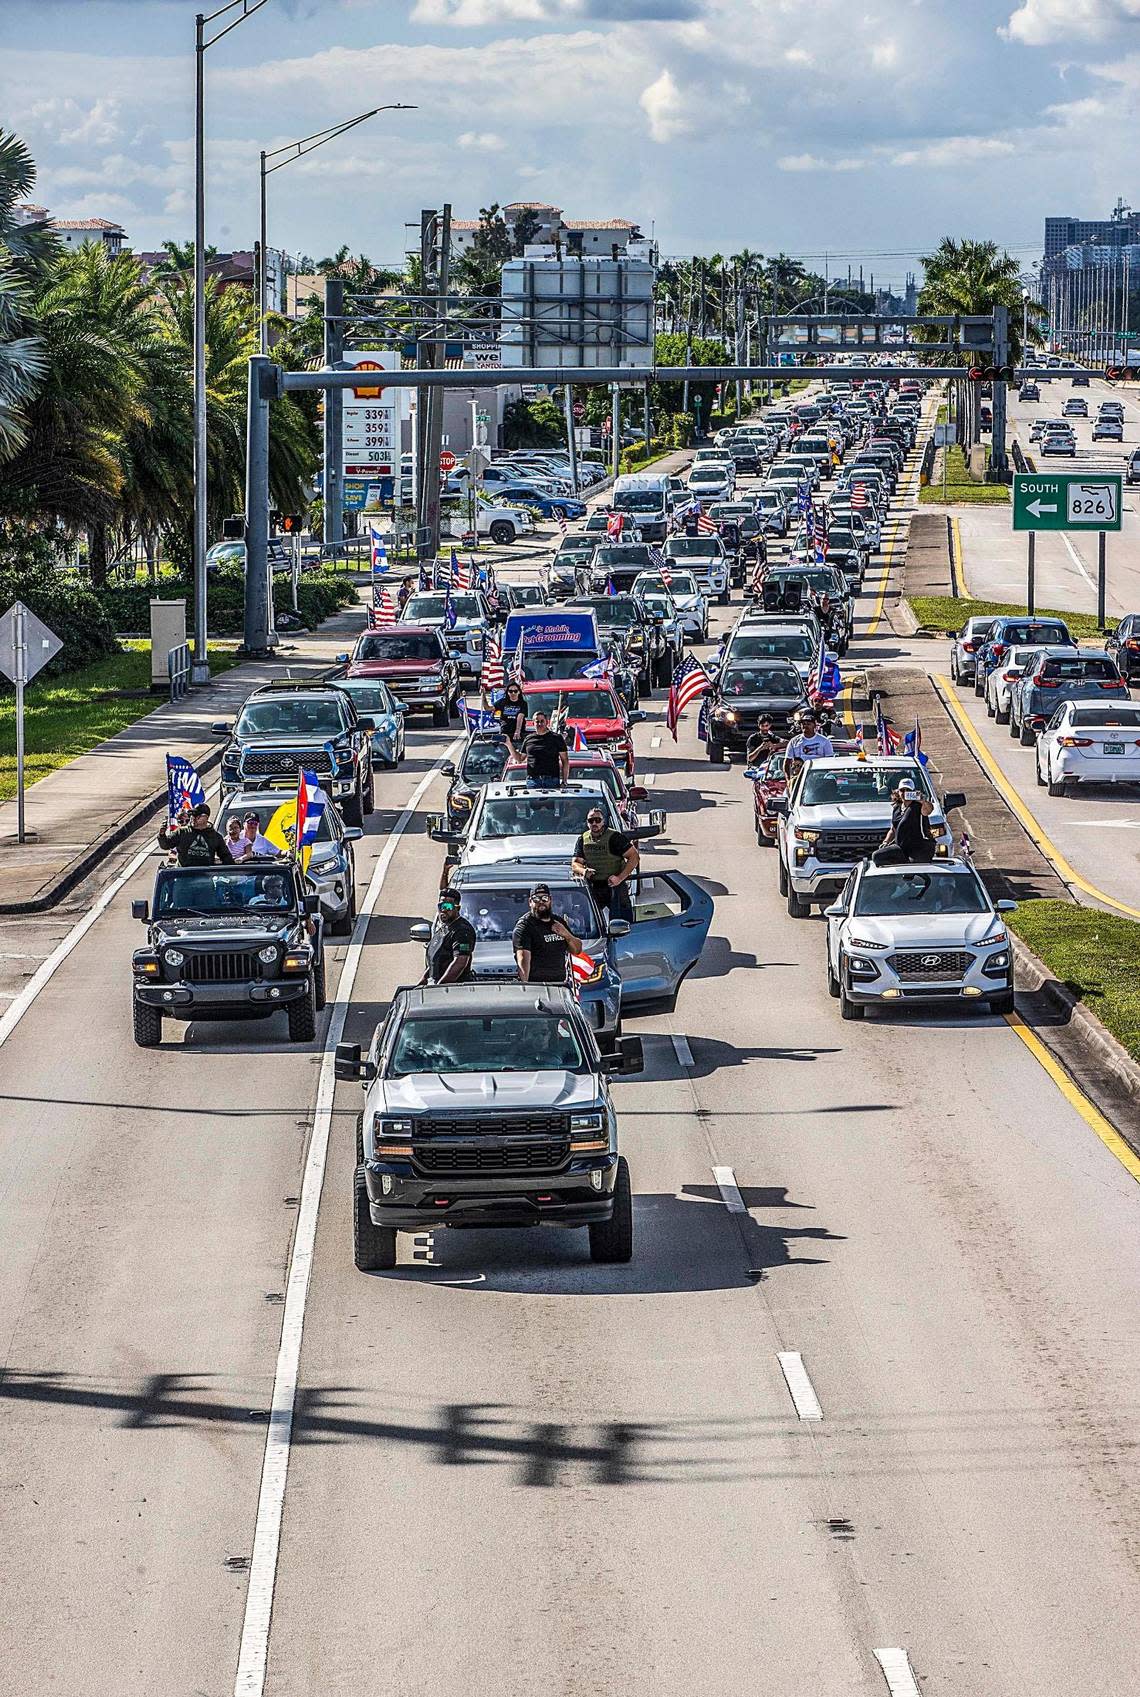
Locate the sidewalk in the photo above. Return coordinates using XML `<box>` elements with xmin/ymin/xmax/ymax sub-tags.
<box><xmin>0</xmin><ymin>595</ymin><xmax>368</xmax><ymax>913</ymax></box>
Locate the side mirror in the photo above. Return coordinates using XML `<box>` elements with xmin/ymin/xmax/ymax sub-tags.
<box><xmin>823</xmin><ymin>903</ymin><xmax>847</xmax><ymax>918</ymax></box>
<box><xmin>343</xmin><ymin>826</ymin><xmax>364</xmax><ymax>842</ymax></box>
<box><xmin>603</xmin><ymin>1035</ymin><xmax>644</xmax><ymax>1075</ymax></box>
<box><xmin>440</xmin><ymin>761</ymin><xmax>456</xmax><ymax>777</ymax></box>
<box><xmin>631</xmin><ymin>821</ymin><xmax>662</xmax><ymax>841</ymax></box>
<box><xmin>210</xmin><ymin>722</ymin><xmax>231</xmax><ymax>736</ymax></box>
<box><xmin>769</xmin><ymin>797</ymin><xmax>789</xmax><ymax>817</ymax></box>
<box><xmin>394</xmin><ymin>700</ymin><xmax>409</xmax><ymax>713</ymax></box>
<box><xmin>627</xmin><ymin>709</ymin><xmax>646</xmax><ymax>725</ymax></box>
<box><xmin>303</xmin><ymin>893</ymin><xmax>321</xmax><ymax>915</ymax></box>
<box><xmin>334</xmin><ymin>1041</ymin><xmax>377</xmax><ymax>1083</ymax></box>
<box><xmin>743</xmin><ymin>767</ymin><xmax>761</xmax><ymax>781</ymax></box>
<box><xmin>942</xmin><ymin>791</ymin><xmax>967</xmax><ymax>811</ymax></box>
<box><xmin>606</xmin><ymin>917</ymin><xmax>631</xmax><ymax>938</ymax></box>
<box><xmin>648</xmin><ymin>808</ymin><xmax>666</xmax><ymax>832</ymax></box>
<box><xmin>357</xmin><ymin>717</ymin><xmax>376</xmax><ymax>734</ymax></box>
<box><xmin>335</xmin><ymin>652</ymin><xmax>350</xmax><ymax>665</ymax></box>
<box><xmin>409</xmin><ymin>922</ymin><xmax>433</xmax><ymax>942</ymax></box>
<box><xmin>131</xmin><ymin>899</ymin><xmax>149</xmax><ymax>922</ymax></box>
<box><xmin>996</xmin><ymin>899</ymin><xmax>1018</xmax><ymax>913</ymax></box>
<box><xmin>628</xmin><ymin>784</ymin><xmax>648</xmax><ymax>800</ymax></box>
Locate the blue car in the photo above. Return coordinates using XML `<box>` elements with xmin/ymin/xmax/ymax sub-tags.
<box><xmin>492</xmin><ymin>483</ymin><xmax>588</xmax><ymax>523</ymax></box>
<box><xmin>332</xmin><ymin>676</ymin><xmax>407</xmax><ymax>767</ymax></box>
<box><xmin>973</xmin><ymin>616</ymin><xmax>1074</xmax><ymax>698</ymax></box>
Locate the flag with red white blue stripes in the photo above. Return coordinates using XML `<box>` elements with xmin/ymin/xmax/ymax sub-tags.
<box><xmin>666</xmin><ymin>653</ymin><xmax>711</xmax><ymax>741</ymax></box>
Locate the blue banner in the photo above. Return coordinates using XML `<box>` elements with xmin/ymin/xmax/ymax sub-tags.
<box><xmin>502</xmin><ymin>611</ymin><xmax>599</xmax><ymax>653</ymax></box>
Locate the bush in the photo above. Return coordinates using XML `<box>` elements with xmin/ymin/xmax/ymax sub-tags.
<box><xmin>0</xmin><ymin>528</ymin><xmax>120</xmax><ymax>682</ymax></box>
<box><xmin>94</xmin><ymin>565</ymin><xmax>357</xmax><ymax>637</ymax></box>
<box><xmin>618</xmin><ymin>437</ymin><xmax>668</xmax><ymax>474</ymax></box>
<box><xmin>670</xmin><ymin>412</ymin><xmax>694</xmax><ymax>448</ymax></box>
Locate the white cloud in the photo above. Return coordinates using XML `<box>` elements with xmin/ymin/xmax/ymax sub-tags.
<box><xmin>891</xmin><ymin>135</ymin><xmax>1018</xmax><ymax>167</ymax></box>
<box><xmin>457</xmin><ymin>129</ymin><xmax>507</xmax><ymax>150</ymax></box>
<box><xmin>639</xmin><ymin>68</ymin><xmax>691</xmax><ymax>142</ymax></box>
<box><xmin>1000</xmin><ymin>0</ymin><xmax>1140</xmax><ymax>44</ymax></box>
<box><xmin>777</xmin><ymin>152</ymin><xmax>865</xmax><ymax>172</ymax></box>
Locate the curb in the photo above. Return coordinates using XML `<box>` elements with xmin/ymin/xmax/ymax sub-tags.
<box><xmin>0</xmin><ymin>743</ymin><xmax>227</xmax><ymax>917</ymax></box>
<box><xmin>1009</xmin><ymin>931</ymin><xmax>1140</xmax><ymax>1110</ymax></box>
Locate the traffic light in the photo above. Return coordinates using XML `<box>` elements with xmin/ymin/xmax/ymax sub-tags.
<box><xmin>1106</xmin><ymin>365</ymin><xmax>1137</xmax><ymax>382</ymax></box>
<box><xmin>221</xmin><ymin>515</ymin><xmax>244</xmax><ymax>540</ymax></box>
<box><xmin>967</xmin><ymin>366</ymin><xmax>984</xmax><ymax>382</ymax></box>
<box><xmin>279</xmin><ymin>513</ymin><xmax>303</xmax><ymax>533</ymax></box>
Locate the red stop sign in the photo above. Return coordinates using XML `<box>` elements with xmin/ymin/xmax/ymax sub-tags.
<box><xmin>439</xmin><ymin>449</ymin><xmax>457</xmax><ymax>474</ymax></box>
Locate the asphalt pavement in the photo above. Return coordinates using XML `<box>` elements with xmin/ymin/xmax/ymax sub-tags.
<box><xmin>3</xmin><ymin>405</ymin><xmax>1140</xmax><ymax>1697</ymax></box>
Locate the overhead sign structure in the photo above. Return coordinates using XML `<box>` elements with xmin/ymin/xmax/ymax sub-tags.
<box><xmin>0</xmin><ymin>600</ymin><xmax>63</xmax><ymax>844</ymax></box>
<box><xmin>1012</xmin><ymin>473</ymin><xmax>1123</xmax><ymax>533</ymax></box>
<box><xmin>343</xmin><ymin>350</ymin><xmax>400</xmax><ymax>480</ymax></box>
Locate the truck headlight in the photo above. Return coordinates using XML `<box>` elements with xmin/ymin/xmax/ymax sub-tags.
<box><xmin>257</xmin><ymin>944</ymin><xmax>278</xmax><ymax>964</ymax></box>
<box><xmin>164</xmin><ymin>948</ymin><xmax>185</xmax><ymax>968</ymax></box>
<box><xmin>571</xmin><ymin>1111</ymin><xmax>605</xmax><ymax>1132</ymax></box>
<box><xmin>379</xmin><ymin>1117</ymin><xmax>414</xmax><ymax>1138</ymax></box>
<box><xmin>793</xmin><ymin>828</ymin><xmax>819</xmax><ymax>842</ymax></box>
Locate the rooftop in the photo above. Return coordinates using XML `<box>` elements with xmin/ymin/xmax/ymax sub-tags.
<box><xmin>53</xmin><ymin>217</ymin><xmax>125</xmax><ymax>232</ymax></box>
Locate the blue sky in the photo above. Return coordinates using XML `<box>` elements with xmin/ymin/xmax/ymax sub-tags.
<box><xmin>2</xmin><ymin>0</ymin><xmax>1139</xmax><ymax>287</ymax></box>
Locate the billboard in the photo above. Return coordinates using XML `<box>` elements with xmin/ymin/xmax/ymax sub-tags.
<box><xmin>342</xmin><ymin>350</ymin><xmax>400</xmax><ymax>480</ymax></box>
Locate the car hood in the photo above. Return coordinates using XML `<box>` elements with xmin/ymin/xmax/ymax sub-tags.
<box><xmin>718</xmin><ymin>692</ymin><xmax>804</xmax><ymax>712</ymax></box>
<box><xmin>465</xmin><ymin>835</ymin><xmax>579</xmax><ymax>867</ymax></box>
<box><xmin>843</xmin><ymin>913</ymin><xmax>1004</xmax><ymax>949</ymax></box>
<box><xmin>152</xmin><ymin>916</ymin><xmax>298</xmax><ymax>944</ymax></box>
<box><xmin>797</xmin><ymin>801</ymin><xmax>908</xmax><ymax>826</ymax></box>
<box><xmin>382</xmin><ymin>1071</ymin><xmax>599</xmax><ymax>1112</ymax></box>
<box><xmin>350</xmin><ymin>659</ymin><xmax>443</xmax><ymax>677</ymax></box>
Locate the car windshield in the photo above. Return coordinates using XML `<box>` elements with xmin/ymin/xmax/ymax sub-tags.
<box><xmin>155</xmin><ymin>868</ymin><xmax>296</xmax><ymax>915</ymax></box>
<box><xmin>216</xmin><ymin>797</ymin><xmax>333</xmax><ymax>846</ymax></box>
<box><xmin>580</xmin><ymin>597</ymin><xmax>638</xmax><ymax>626</ymax></box>
<box><xmin>667</xmin><ymin>539</ymin><xmax>717</xmax><ymax>557</ymax></box>
<box><xmin>639</xmin><ymin>594</ymin><xmax>675</xmax><ymax>617</ymax></box>
<box><xmin>646</xmin><ymin>572</ymin><xmax>697</xmax><ymax>597</ymax></box>
<box><xmin>729</xmin><ymin>634</ymin><xmax>814</xmax><ymax>662</ymax></box>
<box><xmin>523</xmin><ymin>688</ymin><xmax>620</xmax><ymax>718</ymax></box>
<box><xmin>235</xmin><ymin>698</ymin><xmax>345</xmax><ymax>738</ymax></box>
<box><xmin>1000</xmin><ymin>623</ymin><xmax>1068</xmax><ymax>646</ymax></box>
<box><xmin>459</xmin><ymin>885</ymin><xmax>600</xmax><ymax>941</ymax></box>
<box><xmin>555</xmin><ymin>539</ymin><xmax>593</xmax><ymax>556</ymax></box>
<box><xmin>1069</xmin><ymin>706</ymin><xmax>1140</xmax><ymax>726</ymax></box>
<box><xmin>510</xmin><ymin>585</ymin><xmax>546</xmax><ymax>602</ymax></box>
<box><xmin>404</xmin><ymin>594</ymin><xmax>481</xmax><ymax>621</ymax></box>
<box><xmin>522</xmin><ymin>654</ymin><xmax>606</xmax><ymax>683</ymax></box>
<box><xmin>388</xmin><ymin>1012</ymin><xmax>587</xmax><ymax>1076</ymax></box>
<box><xmin>721</xmin><ymin>667</ymin><xmax>801</xmax><ymax>696</ymax></box>
<box><xmin>356</xmin><ymin>633</ymin><xmax>441</xmax><ymax>662</ymax></box>
<box><xmin>594</xmin><ymin>547</ymin><xmax>651</xmax><ymax>567</ymax></box>
<box><xmin>800</xmin><ymin>767</ymin><xmax>927</xmax><ymax>805</ymax></box>
<box><xmin>614</xmin><ymin>491</ymin><xmax>665</xmax><ymax>513</ymax></box>
<box><xmin>854</xmin><ymin>871</ymin><xmax>989</xmax><ymax>916</ymax></box>
<box><xmin>459</xmin><ymin>740</ymin><xmax>510</xmax><ymax>781</ymax></box>
<box><xmin>769</xmin><ymin>569</ymin><xmax>835</xmax><ymax>593</ymax></box>
<box><xmin>476</xmin><ymin>794</ymin><xmax>608</xmax><ymax>839</ymax></box>
<box><xmin>1040</xmin><ymin>656</ymin><xmax>1119</xmax><ymax>680</ymax></box>
<box><xmin>336</xmin><ymin>682</ymin><xmax>391</xmax><ymax>715</ymax></box>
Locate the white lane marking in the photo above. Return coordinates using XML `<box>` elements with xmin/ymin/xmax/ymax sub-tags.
<box><xmin>873</xmin><ymin>1648</ymin><xmax>921</xmax><ymax>1695</ymax></box>
<box><xmin>776</xmin><ymin>1351</ymin><xmax>823</xmax><ymax>1421</ymax></box>
<box><xmin>233</xmin><ymin>743</ymin><xmax>460</xmax><ymax>1697</ymax></box>
<box><xmin>1066</xmin><ymin>819</ymin><xmax>1140</xmax><ymax>828</ymax></box>
<box><xmin>671</xmin><ymin>1034</ymin><xmax>694</xmax><ymax>1068</ymax></box>
<box><xmin>1060</xmin><ymin>531</ymin><xmax>1098</xmax><ymax>595</ymax></box>
<box><xmin>0</xmin><ymin>774</ymin><xmax>220</xmax><ymax>1055</ymax></box>
<box><xmin>712</xmin><ymin>1165</ymin><xmax>746</xmax><ymax>1212</ymax></box>
<box><xmin>642</xmin><ymin>771</ymin><xmax>657</xmax><ymax>786</ymax></box>
<box><xmin>650</xmin><ymin>735</ymin><xmax>662</xmax><ymax>749</ymax></box>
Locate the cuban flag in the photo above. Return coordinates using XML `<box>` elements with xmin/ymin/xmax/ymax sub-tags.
<box><xmin>294</xmin><ymin>769</ymin><xmax>327</xmax><ymax>871</ymax></box>
<box><xmin>903</xmin><ymin>716</ymin><xmax>929</xmax><ymax>767</ymax></box>
<box><xmin>369</xmin><ymin>524</ymin><xmax>389</xmax><ymax>578</ymax></box>
<box><xmin>578</xmin><ymin>654</ymin><xmax>614</xmax><ymax>680</ymax></box>
<box><xmin>166</xmin><ymin>753</ymin><xmax>206</xmax><ymax>817</ymax></box>
<box><xmin>854</xmin><ymin>723</ymin><xmax>867</xmax><ymax>761</ymax></box>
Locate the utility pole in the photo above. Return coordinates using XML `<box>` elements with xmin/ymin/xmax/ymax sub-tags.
<box><xmin>564</xmin><ymin>386</ymin><xmax>579</xmax><ymax>494</ymax></box>
<box><xmin>421</xmin><ymin>203</ymin><xmax>452</xmax><ymax>562</ymax></box>
<box><xmin>611</xmin><ymin>384</ymin><xmax>621</xmax><ymax>479</ymax></box>
<box><xmin>323</xmin><ymin>275</ymin><xmax>345</xmax><ymax>551</ymax></box>
<box><xmin>242</xmin><ymin>354</ymin><xmax>275</xmax><ymax>656</ymax></box>
<box><xmin>682</xmin><ymin>256</ymin><xmax>694</xmax><ymax>416</ymax></box>
<box><xmin>990</xmin><ymin>304</ymin><xmax>1009</xmax><ymax>477</ymax></box>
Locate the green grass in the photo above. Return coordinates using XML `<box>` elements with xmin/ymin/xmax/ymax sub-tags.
<box><xmin>919</xmin><ymin>444</ymin><xmax>1010</xmax><ymax>505</ymax></box>
<box><xmin>0</xmin><ymin>642</ymin><xmax>240</xmax><ymax>803</ymax></box>
<box><xmin>1007</xmin><ymin>899</ymin><xmax>1140</xmax><ymax>1065</ymax></box>
<box><xmin>907</xmin><ymin>593</ymin><xmax>1106</xmax><ymax>640</ymax></box>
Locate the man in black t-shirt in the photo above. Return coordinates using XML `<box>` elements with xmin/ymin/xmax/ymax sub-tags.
<box><xmin>512</xmin><ymin>883</ymin><xmax>582</xmax><ymax>984</ymax></box>
<box><xmin>517</xmin><ymin>710</ymin><xmax>570</xmax><ymax>787</ymax></box>
<box><xmin>421</xmin><ymin>890</ymin><xmax>477</xmax><ymax>984</ymax></box>
<box><xmin>157</xmin><ymin>803</ymin><xmax>231</xmax><ymax>867</ymax></box>
<box><xmin>571</xmin><ymin>806</ymin><xmax>638</xmax><ymax>921</ymax></box>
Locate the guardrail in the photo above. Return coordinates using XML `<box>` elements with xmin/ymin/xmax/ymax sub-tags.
<box><xmin>168</xmin><ymin>642</ymin><xmax>191</xmax><ymax>701</ymax></box>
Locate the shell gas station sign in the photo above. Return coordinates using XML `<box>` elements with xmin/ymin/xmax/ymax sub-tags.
<box><xmin>343</xmin><ymin>350</ymin><xmax>401</xmax><ymax>478</ymax></box>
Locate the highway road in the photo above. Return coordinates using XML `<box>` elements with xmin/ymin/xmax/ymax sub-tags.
<box><xmin>958</xmin><ymin>377</ymin><xmax>1140</xmax><ymax>617</ymax></box>
<box><xmin>3</xmin><ymin>401</ymin><xmax>1140</xmax><ymax>1697</ymax></box>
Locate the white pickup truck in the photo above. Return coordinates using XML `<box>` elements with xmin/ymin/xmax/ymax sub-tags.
<box><xmin>444</xmin><ymin>500</ymin><xmax>537</xmax><ymax>547</ymax></box>
<box><xmin>663</xmin><ymin>534</ymin><xmax>730</xmax><ymax>605</ymax></box>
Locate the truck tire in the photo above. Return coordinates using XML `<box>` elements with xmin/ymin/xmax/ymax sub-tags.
<box><xmin>786</xmin><ymin>884</ymin><xmax>810</xmax><ymax>918</ymax></box>
<box><xmin>133</xmin><ymin>999</ymin><xmax>162</xmax><ymax>1048</ymax></box>
<box><xmin>432</xmin><ymin>702</ymin><xmax>448</xmax><ymax>727</ymax></box>
<box><xmin>313</xmin><ymin>948</ymin><xmax>327</xmax><ymax>1012</ymax></box>
<box><xmin>707</xmin><ymin>738</ymin><xmax>724</xmax><ymax>764</ymax></box>
<box><xmin>489</xmin><ymin>521</ymin><xmax>515</xmax><ymax>545</ymax></box>
<box><xmin>589</xmin><ymin>1156</ymin><xmax>633</xmax><ymax>1263</ymax></box>
<box><xmin>363</xmin><ymin>766</ymin><xmax>375</xmax><ymax>816</ymax></box>
<box><xmin>342</xmin><ymin>781</ymin><xmax>364</xmax><ymax>827</ymax></box>
<box><xmin>287</xmin><ymin>980</ymin><xmax>317</xmax><ymax>1042</ymax></box>
<box><xmin>354</xmin><ymin>1166</ymin><xmax>398</xmax><ymax>1271</ymax></box>
<box><xmin>777</xmin><ymin>855</ymin><xmax>788</xmax><ymax>895</ymax></box>
<box><xmin>329</xmin><ymin>886</ymin><xmax>355</xmax><ymax>936</ymax></box>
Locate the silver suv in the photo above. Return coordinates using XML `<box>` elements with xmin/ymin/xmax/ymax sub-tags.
<box><xmin>775</xmin><ymin>757</ymin><xmax>957</xmax><ymax>917</ymax></box>
<box><xmin>336</xmin><ymin>983</ymin><xmax>643</xmax><ymax>1269</ymax></box>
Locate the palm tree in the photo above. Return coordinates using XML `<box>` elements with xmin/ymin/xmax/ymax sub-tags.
<box><xmin>919</xmin><ymin>237</ymin><xmax>1042</xmax><ymax>366</ymax></box>
<box><xmin>0</xmin><ymin>129</ymin><xmax>53</xmax><ymax>462</ymax></box>
<box><xmin>152</xmin><ymin>238</ymin><xmax>217</xmax><ymax>283</ymax></box>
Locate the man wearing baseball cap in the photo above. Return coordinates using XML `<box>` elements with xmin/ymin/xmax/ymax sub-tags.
<box><xmin>873</xmin><ymin>776</ymin><xmax>937</xmax><ymax>865</ymax></box>
<box><xmin>512</xmin><ymin>883</ymin><xmax>582</xmax><ymax>985</ymax></box>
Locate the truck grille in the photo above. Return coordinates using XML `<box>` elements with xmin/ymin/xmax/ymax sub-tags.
<box><xmin>413</xmin><ymin>1139</ymin><xmax>569</xmax><ymax>1174</ymax></box>
<box><xmin>421</xmin><ymin>1113</ymin><xmax>570</xmax><ymax>1139</ymax></box>
<box><xmin>241</xmin><ymin>749</ymin><xmax>333</xmax><ymax>778</ymax></box>
<box><xmin>183</xmin><ymin>950</ymin><xmax>263</xmax><ymax>983</ymax></box>
<box><xmin>888</xmin><ymin>950</ymin><xmax>973</xmax><ymax>981</ymax></box>
<box><xmin>814</xmin><ymin>830</ymin><xmax>882</xmax><ymax>864</ymax></box>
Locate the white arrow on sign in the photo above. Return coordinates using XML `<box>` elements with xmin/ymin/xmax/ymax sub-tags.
<box><xmin>1026</xmin><ymin>499</ymin><xmax>1059</xmax><ymax>517</ymax></box>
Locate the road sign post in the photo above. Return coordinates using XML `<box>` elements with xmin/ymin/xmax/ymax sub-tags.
<box><xmin>1027</xmin><ymin>532</ymin><xmax>1036</xmax><ymax>616</ymax></box>
<box><xmin>1012</xmin><ymin>472</ymin><xmax>1122</xmax><ymax>625</ymax></box>
<box><xmin>0</xmin><ymin>601</ymin><xmax>63</xmax><ymax>844</ymax></box>
<box><xmin>1098</xmin><ymin>530</ymin><xmax>1107</xmax><ymax>630</ymax></box>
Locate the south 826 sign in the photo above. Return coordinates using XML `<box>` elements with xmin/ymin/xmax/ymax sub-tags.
<box><xmin>1012</xmin><ymin>473</ymin><xmax>1123</xmax><ymax>532</ymax></box>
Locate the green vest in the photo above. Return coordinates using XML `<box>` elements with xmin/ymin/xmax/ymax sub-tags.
<box><xmin>578</xmin><ymin>829</ymin><xmax>624</xmax><ymax>881</ymax></box>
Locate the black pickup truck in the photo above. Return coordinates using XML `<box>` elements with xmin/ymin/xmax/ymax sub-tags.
<box><xmin>131</xmin><ymin>860</ymin><xmax>325</xmax><ymax>1047</ymax></box>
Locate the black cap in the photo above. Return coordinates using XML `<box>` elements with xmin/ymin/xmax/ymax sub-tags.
<box><xmin>530</xmin><ymin>882</ymin><xmax>551</xmax><ymax>897</ymax></box>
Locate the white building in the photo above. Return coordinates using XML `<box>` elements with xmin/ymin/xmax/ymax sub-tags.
<box><xmin>52</xmin><ymin>217</ymin><xmax>126</xmax><ymax>255</ymax></box>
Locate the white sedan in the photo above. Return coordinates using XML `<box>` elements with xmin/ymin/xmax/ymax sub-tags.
<box><xmin>686</xmin><ymin>466</ymin><xmax>734</xmax><ymax>502</ymax></box>
<box><xmin>1035</xmin><ymin>700</ymin><xmax>1140</xmax><ymax>796</ymax></box>
<box><xmin>984</xmin><ymin>645</ymin><xmax>1046</xmax><ymax>725</ymax></box>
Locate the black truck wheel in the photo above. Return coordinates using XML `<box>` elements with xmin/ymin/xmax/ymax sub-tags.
<box><xmin>588</xmin><ymin>1156</ymin><xmax>633</xmax><ymax>1263</ymax></box>
<box><xmin>132</xmin><ymin>1000</ymin><xmax>162</xmax><ymax>1048</ymax></box>
<box><xmin>313</xmin><ymin>949</ymin><xmax>327</xmax><ymax>1012</ymax></box>
<box><xmin>287</xmin><ymin>980</ymin><xmax>317</xmax><ymax>1042</ymax></box>
<box><xmin>341</xmin><ymin>781</ymin><xmax>364</xmax><ymax>827</ymax></box>
<box><xmin>354</xmin><ymin>1166</ymin><xmax>398</xmax><ymax>1270</ymax></box>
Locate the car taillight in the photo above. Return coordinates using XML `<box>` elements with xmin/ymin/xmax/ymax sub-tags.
<box><xmin>1035</xmin><ymin>676</ymin><xmax>1060</xmax><ymax>687</ymax></box>
<box><xmin>1099</xmin><ymin>680</ymin><xmax>1124</xmax><ymax>689</ymax></box>
<box><xmin>1059</xmin><ymin>737</ymin><xmax>1093</xmax><ymax>747</ymax></box>
<box><xmin>963</xmin><ymin>641</ymin><xmax>976</xmax><ymax>653</ymax></box>
<box><xmin>992</xmin><ymin>643</ymin><xmax>1006</xmax><ymax>659</ymax></box>
<box><xmin>1126</xmin><ymin>640</ymin><xmax>1140</xmax><ymax>649</ymax></box>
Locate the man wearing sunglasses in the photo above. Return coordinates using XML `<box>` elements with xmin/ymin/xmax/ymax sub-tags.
<box><xmin>571</xmin><ymin>807</ymin><xmax>638</xmax><ymax>922</ymax></box>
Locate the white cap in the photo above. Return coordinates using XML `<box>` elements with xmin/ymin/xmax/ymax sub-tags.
<box><xmin>896</xmin><ymin>777</ymin><xmax>918</xmax><ymax>798</ymax></box>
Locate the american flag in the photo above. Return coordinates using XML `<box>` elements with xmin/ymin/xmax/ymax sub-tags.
<box><xmin>666</xmin><ymin>653</ymin><xmax>711</xmax><ymax>741</ymax></box>
<box><xmin>368</xmin><ymin>587</ymin><xmax>397</xmax><ymax>628</ymax></box>
<box><xmin>648</xmin><ymin>545</ymin><xmax>671</xmax><ymax>583</ymax></box>
<box><xmin>696</xmin><ymin>513</ymin><xmax>718</xmax><ymax>535</ymax></box>
<box><xmin>875</xmin><ymin>701</ymin><xmax>900</xmax><ymax>755</ymax></box>
<box><xmin>453</xmin><ymin>554</ymin><xmax>473</xmax><ymax>591</ymax></box>
<box><xmin>570</xmin><ymin>949</ymin><xmax>598</xmax><ymax>988</ymax></box>
<box><xmin>482</xmin><ymin>633</ymin><xmax>504</xmax><ymax>691</ymax></box>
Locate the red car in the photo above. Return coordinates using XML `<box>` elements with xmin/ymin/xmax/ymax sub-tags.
<box><xmin>338</xmin><ymin>625</ymin><xmax>460</xmax><ymax>727</ymax></box>
<box><xmin>520</xmin><ymin>679</ymin><xmax>641</xmax><ymax>776</ymax></box>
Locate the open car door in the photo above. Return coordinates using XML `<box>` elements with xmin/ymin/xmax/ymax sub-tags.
<box><xmin>610</xmin><ymin>871</ymin><xmax>713</xmax><ymax>1009</ymax></box>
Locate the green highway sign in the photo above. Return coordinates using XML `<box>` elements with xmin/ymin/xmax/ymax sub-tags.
<box><xmin>1012</xmin><ymin>472</ymin><xmax>1123</xmax><ymax>532</ymax></box>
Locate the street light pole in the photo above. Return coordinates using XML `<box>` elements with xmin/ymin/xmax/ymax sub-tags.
<box><xmin>193</xmin><ymin>0</ymin><xmax>271</xmax><ymax>685</ymax></box>
<box><xmin>258</xmin><ymin>104</ymin><xmax>414</xmax><ymax>355</ymax></box>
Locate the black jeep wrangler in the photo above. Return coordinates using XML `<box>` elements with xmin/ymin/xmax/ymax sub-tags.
<box><xmin>130</xmin><ymin>859</ymin><xmax>325</xmax><ymax>1047</ymax></box>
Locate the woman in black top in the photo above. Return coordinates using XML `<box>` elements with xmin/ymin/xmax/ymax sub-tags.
<box><xmin>872</xmin><ymin>780</ymin><xmax>937</xmax><ymax>864</ymax></box>
<box><xmin>495</xmin><ymin>680</ymin><xmax>527</xmax><ymax>743</ymax></box>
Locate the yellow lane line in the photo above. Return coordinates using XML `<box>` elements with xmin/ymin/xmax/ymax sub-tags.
<box><xmin>1004</xmin><ymin>1010</ymin><xmax>1140</xmax><ymax>1184</ymax></box>
<box><xmin>950</xmin><ymin>515</ymin><xmax>968</xmax><ymax>595</ymax></box>
<box><xmin>934</xmin><ymin>673</ymin><xmax>1140</xmax><ymax>921</ymax></box>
